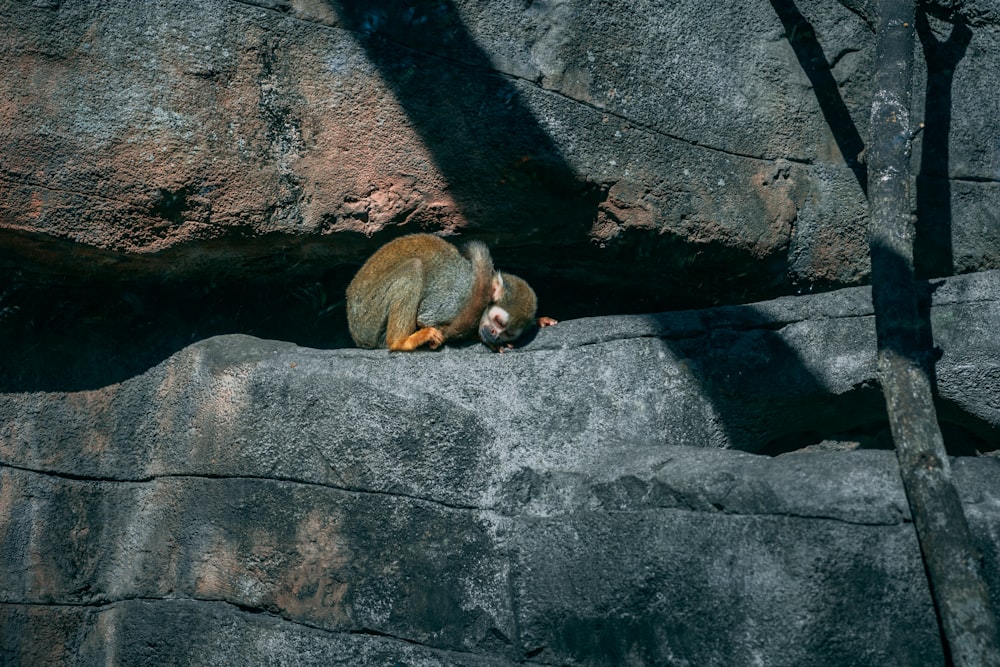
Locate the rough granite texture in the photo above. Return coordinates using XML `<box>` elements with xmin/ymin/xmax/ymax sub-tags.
<box><xmin>2</xmin><ymin>271</ymin><xmax>999</xmax><ymax>665</ymax></box>
<box><xmin>2</xmin><ymin>1</ymin><xmax>999</xmax><ymax>663</ymax></box>
<box><xmin>1</xmin><ymin>0</ymin><xmax>998</xmax><ymax>307</ymax></box>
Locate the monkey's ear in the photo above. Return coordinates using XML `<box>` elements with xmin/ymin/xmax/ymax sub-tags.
<box><xmin>490</xmin><ymin>272</ymin><xmax>505</xmax><ymax>302</ymax></box>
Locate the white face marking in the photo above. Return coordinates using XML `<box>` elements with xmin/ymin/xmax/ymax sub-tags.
<box><xmin>479</xmin><ymin>305</ymin><xmax>521</xmax><ymax>345</ymax></box>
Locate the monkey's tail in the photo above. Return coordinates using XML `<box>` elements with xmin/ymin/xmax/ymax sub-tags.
<box><xmin>442</xmin><ymin>241</ymin><xmax>494</xmax><ymax>340</ymax></box>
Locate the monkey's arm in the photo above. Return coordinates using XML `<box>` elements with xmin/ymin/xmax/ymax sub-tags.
<box><xmin>389</xmin><ymin>326</ymin><xmax>445</xmax><ymax>351</ymax></box>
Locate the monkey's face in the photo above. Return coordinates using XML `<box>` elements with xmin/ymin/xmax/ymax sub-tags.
<box><xmin>479</xmin><ymin>304</ymin><xmax>524</xmax><ymax>346</ymax></box>
<box><xmin>478</xmin><ymin>273</ymin><xmax>537</xmax><ymax>348</ymax></box>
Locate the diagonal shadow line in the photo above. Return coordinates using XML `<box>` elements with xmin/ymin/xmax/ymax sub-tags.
<box><xmin>320</xmin><ymin>1</ymin><xmax>840</xmax><ymax>457</ymax></box>
<box><xmin>0</xmin><ymin>1</ymin><xmax>603</xmax><ymax>393</ymax></box>
<box><xmin>324</xmin><ymin>1</ymin><xmax>603</xmax><ymax>240</ymax></box>
<box><xmin>755</xmin><ymin>3</ymin><xmax>989</xmax><ymax>455</ymax></box>
<box><xmin>0</xmin><ymin>0</ymin><xmax>978</xmax><ymax>463</ymax></box>
<box><xmin>914</xmin><ymin>9</ymin><xmax>971</xmax><ymax>280</ymax></box>
<box><xmin>769</xmin><ymin>0</ymin><xmax>868</xmax><ymax>195</ymax></box>
<box><xmin>322</xmin><ymin>1</ymin><xmax>979</xmax><ymax>458</ymax></box>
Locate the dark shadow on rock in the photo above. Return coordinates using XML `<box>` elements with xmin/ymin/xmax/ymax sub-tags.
<box><xmin>324</xmin><ymin>0</ymin><xmax>603</xmax><ymax>242</ymax></box>
<box><xmin>0</xmin><ymin>271</ymin><xmax>356</xmax><ymax>392</ymax></box>
<box><xmin>769</xmin><ymin>0</ymin><xmax>869</xmax><ymax>194</ymax></box>
<box><xmin>915</xmin><ymin>9</ymin><xmax>972</xmax><ymax>279</ymax></box>
<box><xmin>656</xmin><ymin>301</ymin><xmax>890</xmax><ymax>455</ymax></box>
<box><xmin>659</xmin><ymin>294</ymin><xmax>997</xmax><ymax>456</ymax></box>
<box><xmin>0</xmin><ymin>0</ymin><xmax>982</xmax><ymax>473</ymax></box>
<box><xmin>1</xmin><ymin>0</ymin><xmax>785</xmax><ymax>391</ymax></box>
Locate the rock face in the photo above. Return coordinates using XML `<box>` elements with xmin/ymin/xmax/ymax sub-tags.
<box><xmin>3</xmin><ymin>1</ymin><xmax>1000</xmax><ymax>662</ymax></box>
<box><xmin>3</xmin><ymin>271</ymin><xmax>1000</xmax><ymax>665</ymax></box>
<box><xmin>1</xmin><ymin>0</ymin><xmax>999</xmax><ymax>309</ymax></box>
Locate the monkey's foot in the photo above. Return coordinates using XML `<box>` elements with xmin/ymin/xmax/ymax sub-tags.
<box><xmin>538</xmin><ymin>316</ymin><xmax>558</xmax><ymax>327</ymax></box>
<box><xmin>390</xmin><ymin>327</ymin><xmax>445</xmax><ymax>351</ymax></box>
<box><xmin>424</xmin><ymin>327</ymin><xmax>446</xmax><ymax>349</ymax></box>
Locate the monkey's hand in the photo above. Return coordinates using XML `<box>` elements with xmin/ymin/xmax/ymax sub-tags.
<box><xmin>390</xmin><ymin>327</ymin><xmax>445</xmax><ymax>351</ymax></box>
<box><xmin>538</xmin><ymin>316</ymin><xmax>558</xmax><ymax>327</ymax></box>
<box><xmin>425</xmin><ymin>327</ymin><xmax>446</xmax><ymax>350</ymax></box>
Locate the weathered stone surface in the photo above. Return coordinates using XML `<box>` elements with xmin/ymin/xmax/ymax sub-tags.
<box><xmin>1</xmin><ymin>0</ymin><xmax>998</xmax><ymax>308</ymax></box>
<box><xmin>2</xmin><ymin>271</ymin><xmax>999</xmax><ymax>664</ymax></box>
<box><xmin>3</xmin><ymin>2</ymin><xmax>999</xmax><ymax>663</ymax></box>
<box><xmin>2</xmin><ymin>457</ymin><xmax>971</xmax><ymax>666</ymax></box>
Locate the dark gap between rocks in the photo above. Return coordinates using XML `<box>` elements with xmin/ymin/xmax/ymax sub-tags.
<box><xmin>762</xmin><ymin>416</ymin><xmax>999</xmax><ymax>458</ymax></box>
<box><xmin>0</xmin><ymin>235</ymin><xmax>796</xmax><ymax>393</ymax></box>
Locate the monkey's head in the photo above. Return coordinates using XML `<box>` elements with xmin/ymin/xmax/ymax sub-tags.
<box><xmin>479</xmin><ymin>272</ymin><xmax>538</xmax><ymax>349</ymax></box>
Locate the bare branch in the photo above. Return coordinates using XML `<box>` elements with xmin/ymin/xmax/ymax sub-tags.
<box><xmin>867</xmin><ymin>1</ymin><xmax>1000</xmax><ymax>663</ymax></box>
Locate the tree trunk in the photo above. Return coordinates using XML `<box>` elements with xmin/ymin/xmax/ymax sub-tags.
<box><xmin>867</xmin><ymin>1</ymin><xmax>1000</xmax><ymax>663</ymax></box>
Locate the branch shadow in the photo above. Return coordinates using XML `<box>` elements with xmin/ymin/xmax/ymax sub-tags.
<box><xmin>914</xmin><ymin>9</ymin><xmax>972</xmax><ymax>279</ymax></box>
<box><xmin>768</xmin><ymin>0</ymin><xmax>869</xmax><ymax>194</ymax></box>
<box><xmin>651</xmin><ymin>257</ymin><xmax>996</xmax><ymax>456</ymax></box>
<box><xmin>750</xmin><ymin>2</ymin><xmax>983</xmax><ymax>455</ymax></box>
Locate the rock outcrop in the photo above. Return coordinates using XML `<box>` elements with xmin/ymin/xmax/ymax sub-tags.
<box><xmin>3</xmin><ymin>271</ymin><xmax>999</xmax><ymax>665</ymax></box>
<box><xmin>2</xmin><ymin>0</ymin><xmax>999</xmax><ymax>309</ymax></box>
<box><xmin>3</xmin><ymin>0</ymin><xmax>1000</xmax><ymax>662</ymax></box>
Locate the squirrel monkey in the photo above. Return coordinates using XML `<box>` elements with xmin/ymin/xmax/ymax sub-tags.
<box><xmin>478</xmin><ymin>272</ymin><xmax>557</xmax><ymax>351</ymax></box>
<box><xmin>346</xmin><ymin>233</ymin><xmax>556</xmax><ymax>352</ymax></box>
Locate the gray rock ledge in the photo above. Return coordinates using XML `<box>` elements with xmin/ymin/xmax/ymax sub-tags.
<box><xmin>2</xmin><ymin>270</ymin><xmax>1000</xmax><ymax>665</ymax></box>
